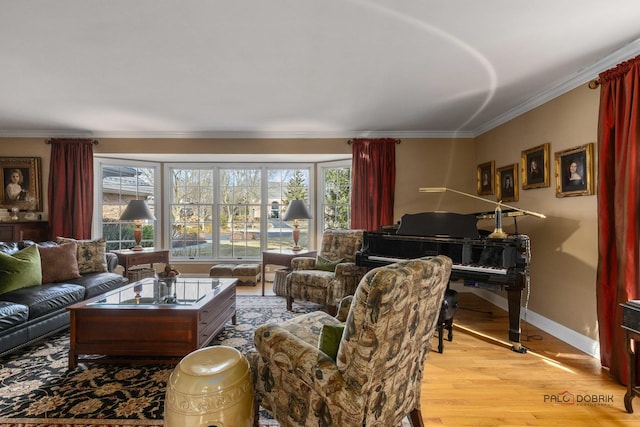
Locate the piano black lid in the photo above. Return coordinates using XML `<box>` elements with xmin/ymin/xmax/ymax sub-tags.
<box><xmin>396</xmin><ymin>212</ymin><xmax>479</xmax><ymax>239</ymax></box>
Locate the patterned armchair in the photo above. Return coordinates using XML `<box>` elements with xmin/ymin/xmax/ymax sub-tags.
<box><xmin>286</xmin><ymin>229</ymin><xmax>367</xmax><ymax>316</ymax></box>
<box><xmin>250</xmin><ymin>255</ymin><xmax>452</xmax><ymax>427</ymax></box>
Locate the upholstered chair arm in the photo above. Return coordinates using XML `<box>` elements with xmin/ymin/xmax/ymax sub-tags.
<box><xmin>334</xmin><ymin>262</ymin><xmax>366</xmax><ymax>277</ymax></box>
<box><xmin>290</xmin><ymin>256</ymin><xmax>316</xmax><ymax>270</ymax></box>
<box><xmin>254</xmin><ymin>323</ymin><xmax>364</xmax><ymax>422</ymax></box>
<box><xmin>328</xmin><ymin>263</ymin><xmax>368</xmax><ymax>307</ymax></box>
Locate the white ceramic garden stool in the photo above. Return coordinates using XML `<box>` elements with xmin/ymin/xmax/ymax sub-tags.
<box><xmin>164</xmin><ymin>346</ymin><xmax>254</xmax><ymax>427</ymax></box>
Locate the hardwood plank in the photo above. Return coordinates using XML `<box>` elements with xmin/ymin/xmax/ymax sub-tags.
<box><xmin>422</xmin><ymin>292</ymin><xmax>639</xmax><ymax>426</ymax></box>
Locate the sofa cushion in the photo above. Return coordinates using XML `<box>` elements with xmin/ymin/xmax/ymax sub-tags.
<box><xmin>64</xmin><ymin>272</ymin><xmax>128</xmax><ymax>300</ymax></box>
<box><xmin>0</xmin><ymin>301</ymin><xmax>29</xmax><ymax>331</ymax></box>
<box><xmin>0</xmin><ymin>283</ymin><xmax>85</xmax><ymax>319</ymax></box>
<box><xmin>0</xmin><ymin>245</ymin><xmax>42</xmax><ymax>295</ymax></box>
<box><xmin>56</xmin><ymin>237</ymin><xmax>107</xmax><ymax>274</ymax></box>
<box><xmin>38</xmin><ymin>242</ymin><xmax>82</xmax><ymax>284</ymax></box>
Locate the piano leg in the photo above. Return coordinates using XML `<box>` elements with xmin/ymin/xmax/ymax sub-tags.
<box><xmin>506</xmin><ymin>286</ymin><xmax>527</xmax><ymax>354</ymax></box>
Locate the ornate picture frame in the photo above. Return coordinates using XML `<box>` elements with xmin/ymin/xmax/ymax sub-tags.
<box><xmin>496</xmin><ymin>163</ymin><xmax>519</xmax><ymax>202</ymax></box>
<box><xmin>521</xmin><ymin>143</ymin><xmax>550</xmax><ymax>189</ymax></box>
<box><xmin>477</xmin><ymin>160</ymin><xmax>495</xmax><ymax>195</ymax></box>
<box><xmin>0</xmin><ymin>157</ymin><xmax>42</xmax><ymax>211</ymax></box>
<box><xmin>555</xmin><ymin>143</ymin><xmax>595</xmax><ymax>197</ymax></box>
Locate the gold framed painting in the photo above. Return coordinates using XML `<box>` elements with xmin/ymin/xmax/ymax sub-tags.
<box><xmin>477</xmin><ymin>160</ymin><xmax>495</xmax><ymax>195</ymax></box>
<box><xmin>496</xmin><ymin>163</ymin><xmax>519</xmax><ymax>202</ymax></box>
<box><xmin>0</xmin><ymin>157</ymin><xmax>42</xmax><ymax>211</ymax></box>
<box><xmin>521</xmin><ymin>143</ymin><xmax>550</xmax><ymax>189</ymax></box>
<box><xmin>555</xmin><ymin>143</ymin><xmax>595</xmax><ymax>197</ymax></box>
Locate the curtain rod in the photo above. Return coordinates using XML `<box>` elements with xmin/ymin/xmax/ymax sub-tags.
<box><xmin>588</xmin><ymin>79</ymin><xmax>600</xmax><ymax>89</ymax></box>
<box><xmin>44</xmin><ymin>138</ymin><xmax>99</xmax><ymax>145</ymax></box>
<box><xmin>347</xmin><ymin>138</ymin><xmax>401</xmax><ymax>144</ymax></box>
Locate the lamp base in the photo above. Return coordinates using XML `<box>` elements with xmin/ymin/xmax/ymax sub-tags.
<box><xmin>131</xmin><ymin>245</ymin><xmax>144</xmax><ymax>251</ymax></box>
<box><xmin>488</xmin><ymin>228</ymin><xmax>508</xmax><ymax>239</ymax></box>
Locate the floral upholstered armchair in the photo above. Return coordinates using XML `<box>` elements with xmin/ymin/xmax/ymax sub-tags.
<box><xmin>286</xmin><ymin>229</ymin><xmax>367</xmax><ymax>316</ymax></box>
<box><xmin>250</xmin><ymin>255</ymin><xmax>452</xmax><ymax>427</ymax></box>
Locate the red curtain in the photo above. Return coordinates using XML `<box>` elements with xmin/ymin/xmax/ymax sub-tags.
<box><xmin>47</xmin><ymin>139</ymin><xmax>95</xmax><ymax>240</ymax></box>
<box><xmin>350</xmin><ymin>138</ymin><xmax>396</xmax><ymax>231</ymax></box>
<box><xmin>596</xmin><ymin>55</ymin><xmax>640</xmax><ymax>385</ymax></box>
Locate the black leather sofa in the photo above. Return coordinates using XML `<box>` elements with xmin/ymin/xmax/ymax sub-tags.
<box><xmin>0</xmin><ymin>241</ymin><xmax>128</xmax><ymax>356</ymax></box>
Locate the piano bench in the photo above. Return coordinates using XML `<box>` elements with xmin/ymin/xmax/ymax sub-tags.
<box><xmin>436</xmin><ymin>289</ymin><xmax>459</xmax><ymax>354</ymax></box>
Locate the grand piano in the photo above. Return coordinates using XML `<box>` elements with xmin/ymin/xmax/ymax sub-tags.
<box><xmin>355</xmin><ymin>211</ymin><xmax>531</xmax><ymax>352</ymax></box>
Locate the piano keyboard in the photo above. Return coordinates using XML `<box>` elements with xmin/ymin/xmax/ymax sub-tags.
<box><xmin>367</xmin><ymin>255</ymin><xmax>508</xmax><ymax>275</ymax></box>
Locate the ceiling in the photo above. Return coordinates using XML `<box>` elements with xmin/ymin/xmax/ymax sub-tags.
<box><xmin>2</xmin><ymin>0</ymin><xmax>640</xmax><ymax>140</ymax></box>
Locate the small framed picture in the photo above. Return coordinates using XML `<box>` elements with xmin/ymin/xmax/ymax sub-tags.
<box><xmin>521</xmin><ymin>143</ymin><xmax>550</xmax><ymax>189</ymax></box>
<box><xmin>0</xmin><ymin>157</ymin><xmax>42</xmax><ymax>211</ymax></box>
<box><xmin>496</xmin><ymin>163</ymin><xmax>519</xmax><ymax>202</ymax></box>
<box><xmin>555</xmin><ymin>143</ymin><xmax>595</xmax><ymax>197</ymax></box>
<box><xmin>477</xmin><ymin>161</ymin><xmax>495</xmax><ymax>195</ymax></box>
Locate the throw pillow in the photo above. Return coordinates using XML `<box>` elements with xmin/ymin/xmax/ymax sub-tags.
<box><xmin>318</xmin><ymin>323</ymin><xmax>345</xmax><ymax>361</ymax></box>
<box><xmin>38</xmin><ymin>242</ymin><xmax>82</xmax><ymax>283</ymax></box>
<box><xmin>56</xmin><ymin>237</ymin><xmax>107</xmax><ymax>274</ymax></box>
<box><xmin>314</xmin><ymin>255</ymin><xmax>344</xmax><ymax>272</ymax></box>
<box><xmin>0</xmin><ymin>245</ymin><xmax>43</xmax><ymax>295</ymax></box>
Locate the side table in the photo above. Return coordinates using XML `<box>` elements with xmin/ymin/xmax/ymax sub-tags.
<box><xmin>622</xmin><ymin>301</ymin><xmax>640</xmax><ymax>413</ymax></box>
<box><xmin>112</xmin><ymin>248</ymin><xmax>170</xmax><ymax>278</ymax></box>
<box><xmin>261</xmin><ymin>249</ymin><xmax>317</xmax><ymax>296</ymax></box>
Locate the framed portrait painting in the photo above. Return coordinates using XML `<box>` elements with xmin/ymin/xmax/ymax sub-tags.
<box><xmin>521</xmin><ymin>143</ymin><xmax>550</xmax><ymax>189</ymax></box>
<box><xmin>496</xmin><ymin>163</ymin><xmax>519</xmax><ymax>202</ymax></box>
<box><xmin>555</xmin><ymin>143</ymin><xmax>595</xmax><ymax>197</ymax></box>
<box><xmin>0</xmin><ymin>157</ymin><xmax>42</xmax><ymax>211</ymax></box>
<box><xmin>477</xmin><ymin>160</ymin><xmax>495</xmax><ymax>195</ymax></box>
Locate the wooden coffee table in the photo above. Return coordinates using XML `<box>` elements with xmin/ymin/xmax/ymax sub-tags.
<box><xmin>67</xmin><ymin>277</ymin><xmax>237</xmax><ymax>369</ymax></box>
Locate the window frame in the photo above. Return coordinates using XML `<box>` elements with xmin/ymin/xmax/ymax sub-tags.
<box><xmin>93</xmin><ymin>158</ymin><xmax>162</xmax><ymax>248</ymax></box>
<box><xmin>318</xmin><ymin>159</ymin><xmax>352</xmax><ymax>231</ymax></box>
<box><xmin>163</xmin><ymin>162</ymin><xmax>315</xmax><ymax>262</ymax></box>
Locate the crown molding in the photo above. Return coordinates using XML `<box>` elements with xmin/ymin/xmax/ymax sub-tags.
<box><xmin>0</xmin><ymin>129</ymin><xmax>476</xmax><ymax>140</ymax></box>
<box><xmin>472</xmin><ymin>38</ymin><xmax>640</xmax><ymax>137</ymax></box>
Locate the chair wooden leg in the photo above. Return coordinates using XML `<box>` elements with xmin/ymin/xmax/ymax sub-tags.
<box><xmin>286</xmin><ymin>295</ymin><xmax>293</xmax><ymax>311</ymax></box>
<box><xmin>409</xmin><ymin>408</ymin><xmax>424</xmax><ymax>427</ymax></box>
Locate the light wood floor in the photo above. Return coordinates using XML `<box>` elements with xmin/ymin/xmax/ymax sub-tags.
<box><xmin>240</xmin><ymin>282</ymin><xmax>639</xmax><ymax>426</ymax></box>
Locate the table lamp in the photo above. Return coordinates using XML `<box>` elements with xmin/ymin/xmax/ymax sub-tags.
<box><xmin>418</xmin><ymin>187</ymin><xmax>545</xmax><ymax>238</ymax></box>
<box><xmin>282</xmin><ymin>199</ymin><xmax>313</xmax><ymax>251</ymax></box>
<box><xmin>119</xmin><ymin>199</ymin><xmax>156</xmax><ymax>251</ymax></box>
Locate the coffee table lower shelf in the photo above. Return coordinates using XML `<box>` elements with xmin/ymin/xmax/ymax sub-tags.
<box><xmin>67</xmin><ymin>278</ymin><xmax>237</xmax><ymax>369</ymax></box>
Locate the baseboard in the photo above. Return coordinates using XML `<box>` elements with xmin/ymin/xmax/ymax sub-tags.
<box><xmin>450</xmin><ymin>283</ymin><xmax>600</xmax><ymax>359</ymax></box>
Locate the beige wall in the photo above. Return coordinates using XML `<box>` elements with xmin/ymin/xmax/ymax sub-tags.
<box><xmin>475</xmin><ymin>85</ymin><xmax>600</xmax><ymax>342</ymax></box>
<box><xmin>0</xmin><ymin>86</ymin><xmax>599</xmax><ymax>347</ymax></box>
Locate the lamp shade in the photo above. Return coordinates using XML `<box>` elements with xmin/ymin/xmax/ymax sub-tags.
<box><xmin>282</xmin><ymin>199</ymin><xmax>312</xmax><ymax>221</ymax></box>
<box><xmin>119</xmin><ymin>200</ymin><xmax>156</xmax><ymax>221</ymax></box>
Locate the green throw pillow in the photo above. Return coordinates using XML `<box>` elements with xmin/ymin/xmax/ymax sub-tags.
<box><xmin>318</xmin><ymin>323</ymin><xmax>345</xmax><ymax>361</ymax></box>
<box><xmin>315</xmin><ymin>256</ymin><xmax>344</xmax><ymax>272</ymax></box>
<box><xmin>0</xmin><ymin>245</ymin><xmax>43</xmax><ymax>295</ymax></box>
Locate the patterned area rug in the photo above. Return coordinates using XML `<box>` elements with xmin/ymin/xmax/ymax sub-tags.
<box><xmin>0</xmin><ymin>296</ymin><xmax>319</xmax><ymax>425</ymax></box>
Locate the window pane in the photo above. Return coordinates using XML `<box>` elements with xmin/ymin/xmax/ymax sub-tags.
<box><xmin>101</xmin><ymin>165</ymin><xmax>155</xmax><ymax>250</ymax></box>
<box><xmin>169</xmin><ymin>168</ymin><xmax>214</xmax><ymax>259</ymax></box>
<box><xmin>267</xmin><ymin>169</ymin><xmax>310</xmax><ymax>250</ymax></box>
<box><xmin>322</xmin><ymin>166</ymin><xmax>351</xmax><ymax>230</ymax></box>
<box><xmin>218</xmin><ymin>168</ymin><xmax>261</xmax><ymax>259</ymax></box>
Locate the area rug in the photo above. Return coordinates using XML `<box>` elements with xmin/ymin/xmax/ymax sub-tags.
<box><xmin>0</xmin><ymin>296</ymin><xmax>318</xmax><ymax>425</ymax></box>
